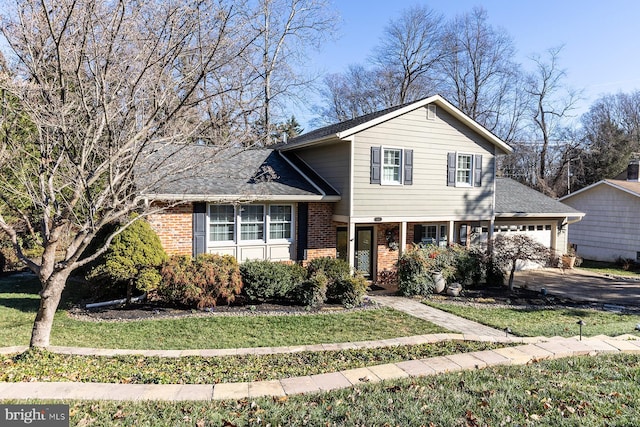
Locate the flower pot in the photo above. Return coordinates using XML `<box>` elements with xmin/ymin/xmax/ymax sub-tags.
<box><xmin>433</xmin><ymin>273</ymin><xmax>446</xmax><ymax>294</ymax></box>
<box><xmin>446</xmin><ymin>283</ymin><xmax>462</xmax><ymax>297</ymax></box>
<box><xmin>562</xmin><ymin>255</ymin><xmax>576</xmax><ymax>269</ymax></box>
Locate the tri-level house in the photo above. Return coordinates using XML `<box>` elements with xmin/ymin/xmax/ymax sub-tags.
<box><xmin>144</xmin><ymin>95</ymin><xmax>583</xmax><ymax>280</ymax></box>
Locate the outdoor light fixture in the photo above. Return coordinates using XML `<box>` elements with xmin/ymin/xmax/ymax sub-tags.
<box><xmin>576</xmin><ymin>320</ymin><xmax>586</xmax><ymax>341</ymax></box>
<box><xmin>504</xmin><ymin>327</ymin><xmax>511</xmax><ymax>337</ymax></box>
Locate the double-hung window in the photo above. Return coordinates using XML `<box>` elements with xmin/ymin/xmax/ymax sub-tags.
<box><xmin>447</xmin><ymin>152</ymin><xmax>482</xmax><ymax>187</ymax></box>
<box><xmin>209</xmin><ymin>205</ymin><xmax>235</xmax><ymax>242</ymax></box>
<box><xmin>269</xmin><ymin>205</ymin><xmax>292</xmax><ymax>240</ymax></box>
<box><xmin>382</xmin><ymin>148</ymin><xmax>402</xmax><ymax>184</ymax></box>
<box><xmin>456</xmin><ymin>154</ymin><xmax>473</xmax><ymax>186</ymax></box>
<box><xmin>240</xmin><ymin>205</ymin><xmax>264</xmax><ymax>241</ymax></box>
<box><xmin>370</xmin><ymin>146</ymin><xmax>413</xmax><ymax>185</ymax></box>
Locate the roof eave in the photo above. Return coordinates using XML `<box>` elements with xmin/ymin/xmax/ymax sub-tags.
<box><xmin>142</xmin><ymin>194</ymin><xmax>341</xmax><ymax>203</ymax></box>
<box><xmin>496</xmin><ymin>212</ymin><xmax>585</xmax><ymax>218</ymax></box>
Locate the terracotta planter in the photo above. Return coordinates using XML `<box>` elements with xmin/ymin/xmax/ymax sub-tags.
<box><xmin>562</xmin><ymin>255</ymin><xmax>576</xmax><ymax>269</ymax></box>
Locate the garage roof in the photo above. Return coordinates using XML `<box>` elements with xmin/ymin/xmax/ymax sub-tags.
<box><xmin>496</xmin><ymin>178</ymin><xmax>584</xmax><ymax>218</ymax></box>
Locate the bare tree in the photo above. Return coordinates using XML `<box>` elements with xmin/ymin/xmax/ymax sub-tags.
<box><xmin>493</xmin><ymin>234</ymin><xmax>550</xmax><ymax>291</ymax></box>
<box><xmin>371</xmin><ymin>4</ymin><xmax>446</xmax><ymax>105</ymax></box>
<box><xmin>0</xmin><ymin>0</ymin><xmax>256</xmax><ymax>348</ymax></box>
<box><xmin>525</xmin><ymin>46</ymin><xmax>581</xmax><ymax>193</ymax></box>
<box><xmin>439</xmin><ymin>7</ymin><xmax>525</xmax><ymax>142</ymax></box>
<box><xmin>245</xmin><ymin>0</ymin><xmax>337</xmax><ymax>143</ymax></box>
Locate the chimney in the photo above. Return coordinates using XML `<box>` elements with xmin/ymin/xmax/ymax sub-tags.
<box><xmin>628</xmin><ymin>159</ymin><xmax>640</xmax><ymax>181</ymax></box>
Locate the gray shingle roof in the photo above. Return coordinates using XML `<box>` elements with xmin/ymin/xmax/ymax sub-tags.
<box><xmin>138</xmin><ymin>144</ymin><xmax>338</xmax><ymax>200</ymax></box>
<box><xmin>495</xmin><ymin>177</ymin><xmax>583</xmax><ymax>216</ymax></box>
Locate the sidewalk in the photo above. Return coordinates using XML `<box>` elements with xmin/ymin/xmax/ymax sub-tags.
<box><xmin>1</xmin><ymin>295</ymin><xmax>639</xmax><ymax>401</ymax></box>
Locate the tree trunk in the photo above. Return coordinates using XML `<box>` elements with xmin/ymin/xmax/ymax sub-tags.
<box><xmin>29</xmin><ymin>271</ymin><xmax>69</xmax><ymax>348</ymax></box>
<box><xmin>508</xmin><ymin>260</ymin><xmax>516</xmax><ymax>291</ymax></box>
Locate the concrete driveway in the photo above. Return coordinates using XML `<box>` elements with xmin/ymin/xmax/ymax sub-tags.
<box><xmin>512</xmin><ymin>268</ymin><xmax>640</xmax><ymax>307</ymax></box>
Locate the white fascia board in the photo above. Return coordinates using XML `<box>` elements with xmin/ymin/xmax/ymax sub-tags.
<box><xmin>559</xmin><ymin>180</ymin><xmax>607</xmax><ymax>201</ymax></box>
<box><xmin>143</xmin><ymin>194</ymin><xmax>341</xmax><ymax>203</ymax></box>
<box><xmin>495</xmin><ymin>212</ymin><xmax>585</xmax><ymax>219</ymax></box>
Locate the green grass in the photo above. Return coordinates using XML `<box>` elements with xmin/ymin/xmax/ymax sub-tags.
<box><xmin>7</xmin><ymin>353</ymin><xmax>640</xmax><ymax>426</ymax></box>
<box><xmin>1</xmin><ymin>341</ymin><xmax>504</xmax><ymax>384</ymax></box>
<box><xmin>0</xmin><ymin>274</ymin><xmax>444</xmax><ymax>349</ymax></box>
<box><xmin>426</xmin><ymin>301</ymin><xmax>640</xmax><ymax>338</ymax></box>
<box><xmin>579</xmin><ymin>259</ymin><xmax>640</xmax><ymax>277</ymax></box>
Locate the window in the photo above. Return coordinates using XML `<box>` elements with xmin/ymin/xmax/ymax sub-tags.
<box><xmin>382</xmin><ymin>148</ymin><xmax>402</xmax><ymax>184</ymax></box>
<box><xmin>269</xmin><ymin>205</ymin><xmax>292</xmax><ymax>240</ymax></box>
<box><xmin>370</xmin><ymin>147</ymin><xmax>413</xmax><ymax>185</ymax></box>
<box><xmin>240</xmin><ymin>205</ymin><xmax>264</xmax><ymax>241</ymax></box>
<box><xmin>417</xmin><ymin>224</ymin><xmax>448</xmax><ymax>246</ymax></box>
<box><xmin>209</xmin><ymin>205</ymin><xmax>235</xmax><ymax>242</ymax></box>
<box><xmin>456</xmin><ymin>154</ymin><xmax>472</xmax><ymax>185</ymax></box>
<box><xmin>447</xmin><ymin>153</ymin><xmax>482</xmax><ymax>187</ymax></box>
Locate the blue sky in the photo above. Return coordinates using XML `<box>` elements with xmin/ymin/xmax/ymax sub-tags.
<box><xmin>295</xmin><ymin>0</ymin><xmax>640</xmax><ymax>129</ymax></box>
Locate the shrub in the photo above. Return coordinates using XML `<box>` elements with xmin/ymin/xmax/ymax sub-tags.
<box><xmin>306</xmin><ymin>257</ymin><xmax>351</xmax><ymax>284</ymax></box>
<box><xmin>292</xmin><ymin>272</ymin><xmax>328</xmax><ymax>308</ymax></box>
<box><xmin>158</xmin><ymin>254</ymin><xmax>242</xmax><ymax>309</ymax></box>
<box><xmin>86</xmin><ymin>217</ymin><xmax>167</xmax><ymax>302</ymax></box>
<box><xmin>397</xmin><ymin>248</ymin><xmax>434</xmax><ymax>296</ymax></box>
<box><xmin>240</xmin><ymin>260</ymin><xmax>305</xmax><ymax>302</ymax></box>
<box><xmin>452</xmin><ymin>245</ymin><xmax>484</xmax><ymax>286</ymax></box>
<box><xmin>331</xmin><ymin>273</ymin><xmax>368</xmax><ymax>307</ymax></box>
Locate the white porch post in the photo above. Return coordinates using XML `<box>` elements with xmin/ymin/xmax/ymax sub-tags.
<box><xmin>400</xmin><ymin>221</ymin><xmax>407</xmax><ymax>254</ymax></box>
<box><xmin>348</xmin><ymin>221</ymin><xmax>356</xmax><ymax>271</ymax></box>
<box><xmin>448</xmin><ymin>220</ymin><xmax>455</xmax><ymax>245</ymax></box>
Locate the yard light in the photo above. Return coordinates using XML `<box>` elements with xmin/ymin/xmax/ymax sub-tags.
<box><xmin>635</xmin><ymin>324</ymin><xmax>640</xmax><ymax>331</ymax></box>
<box><xmin>504</xmin><ymin>327</ymin><xmax>511</xmax><ymax>337</ymax></box>
<box><xmin>576</xmin><ymin>320</ymin><xmax>586</xmax><ymax>341</ymax></box>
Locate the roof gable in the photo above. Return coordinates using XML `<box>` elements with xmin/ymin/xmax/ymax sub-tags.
<box><xmin>560</xmin><ymin>179</ymin><xmax>640</xmax><ymax>202</ymax></box>
<box><xmin>282</xmin><ymin>95</ymin><xmax>513</xmax><ymax>154</ymax></box>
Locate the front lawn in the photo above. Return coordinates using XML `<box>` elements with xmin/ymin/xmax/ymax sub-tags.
<box><xmin>0</xmin><ymin>274</ymin><xmax>444</xmax><ymax>349</ymax></box>
<box><xmin>426</xmin><ymin>300</ymin><xmax>640</xmax><ymax>338</ymax></box>
<box><xmin>7</xmin><ymin>353</ymin><xmax>640</xmax><ymax>426</ymax></box>
<box><xmin>1</xmin><ymin>341</ymin><xmax>503</xmax><ymax>384</ymax></box>
<box><xmin>579</xmin><ymin>259</ymin><xmax>640</xmax><ymax>278</ymax></box>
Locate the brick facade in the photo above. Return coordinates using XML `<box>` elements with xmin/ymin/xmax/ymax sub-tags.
<box><xmin>376</xmin><ymin>223</ymin><xmax>400</xmax><ymax>273</ymax></box>
<box><xmin>147</xmin><ymin>203</ymin><xmax>193</xmax><ymax>256</ymax></box>
<box><xmin>304</xmin><ymin>202</ymin><xmax>337</xmax><ymax>261</ymax></box>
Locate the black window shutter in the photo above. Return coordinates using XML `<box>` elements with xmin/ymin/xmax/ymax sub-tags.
<box><xmin>447</xmin><ymin>152</ymin><xmax>456</xmax><ymax>186</ymax></box>
<box><xmin>192</xmin><ymin>202</ymin><xmax>207</xmax><ymax>257</ymax></box>
<box><xmin>296</xmin><ymin>202</ymin><xmax>308</xmax><ymax>261</ymax></box>
<box><xmin>370</xmin><ymin>146</ymin><xmax>381</xmax><ymax>184</ymax></box>
<box><xmin>474</xmin><ymin>154</ymin><xmax>483</xmax><ymax>187</ymax></box>
<box><xmin>403</xmin><ymin>149</ymin><xmax>413</xmax><ymax>185</ymax></box>
<box><xmin>413</xmin><ymin>224</ymin><xmax>423</xmax><ymax>244</ymax></box>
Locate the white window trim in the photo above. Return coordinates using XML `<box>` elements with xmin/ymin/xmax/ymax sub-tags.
<box><xmin>266</xmin><ymin>204</ymin><xmax>295</xmax><ymax>243</ymax></box>
<box><xmin>239</xmin><ymin>204</ymin><xmax>266</xmax><ymax>243</ymax></box>
<box><xmin>208</xmin><ymin>204</ymin><xmax>235</xmax><ymax>245</ymax></box>
<box><xmin>206</xmin><ymin>203</ymin><xmax>295</xmax><ymax>246</ymax></box>
<box><xmin>381</xmin><ymin>146</ymin><xmax>403</xmax><ymax>186</ymax></box>
<box><xmin>455</xmin><ymin>152</ymin><xmax>474</xmax><ymax>187</ymax></box>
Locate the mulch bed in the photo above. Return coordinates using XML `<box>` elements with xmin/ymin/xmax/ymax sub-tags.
<box><xmin>69</xmin><ymin>284</ymin><xmax>640</xmax><ymax>323</ymax></box>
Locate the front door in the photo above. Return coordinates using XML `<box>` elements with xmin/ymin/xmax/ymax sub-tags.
<box><xmin>355</xmin><ymin>227</ymin><xmax>374</xmax><ymax>279</ymax></box>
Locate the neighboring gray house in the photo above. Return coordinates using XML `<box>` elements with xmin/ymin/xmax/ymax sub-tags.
<box><xmin>560</xmin><ymin>160</ymin><xmax>640</xmax><ymax>262</ymax></box>
<box><xmin>145</xmin><ymin>95</ymin><xmax>583</xmax><ymax>281</ymax></box>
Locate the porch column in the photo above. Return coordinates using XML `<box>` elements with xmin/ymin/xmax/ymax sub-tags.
<box><xmin>399</xmin><ymin>221</ymin><xmax>407</xmax><ymax>254</ymax></box>
<box><xmin>348</xmin><ymin>221</ymin><xmax>356</xmax><ymax>271</ymax></box>
<box><xmin>448</xmin><ymin>220</ymin><xmax>455</xmax><ymax>245</ymax></box>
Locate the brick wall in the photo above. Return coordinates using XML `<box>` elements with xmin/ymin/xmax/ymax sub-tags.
<box><xmin>147</xmin><ymin>203</ymin><xmax>193</xmax><ymax>256</ymax></box>
<box><xmin>305</xmin><ymin>202</ymin><xmax>336</xmax><ymax>261</ymax></box>
<box><xmin>376</xmin><ymin>223</ymin><xmax>400</xmax><ymax>273</ymax></box>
